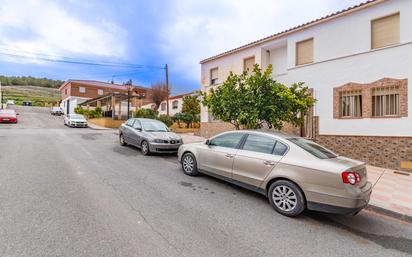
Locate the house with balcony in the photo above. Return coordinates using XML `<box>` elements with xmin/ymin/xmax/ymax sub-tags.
<box><xmin>59</xmin><ymin>80</ymin><xmax>152</xmax><ymax>118</ymax></box>
<box><xmin>199</xmin><ymin>0</ymin><xmax>412</xmax><ymax>170</ymax></box>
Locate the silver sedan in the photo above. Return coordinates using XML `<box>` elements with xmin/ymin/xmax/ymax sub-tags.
<box><xmin>119</xmin><ymin>118</ymin><xmax>183</xmax><ymax>155</ymax></box>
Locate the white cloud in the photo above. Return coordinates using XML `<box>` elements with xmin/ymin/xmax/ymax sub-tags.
<box><xmin>160</xmin><ymin>0</ymin><xmax>364</xmax><ymax>82</ymax></box>
<box><xmin>0</xmin><ymin>0</ymin><xmax>127</xmax><ymax>63</ymax></box>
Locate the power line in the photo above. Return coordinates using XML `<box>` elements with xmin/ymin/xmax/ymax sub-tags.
<box><xmin>0</xmin><ymin>50</ymin><xmax>165</xmax><ymax>69</ymax></box>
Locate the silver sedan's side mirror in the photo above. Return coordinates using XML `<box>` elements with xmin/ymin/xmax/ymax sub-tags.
<box><xmin>205</xmin><ymin>139</ymin><xmax>210</xmax><ymax>145</ymax></box>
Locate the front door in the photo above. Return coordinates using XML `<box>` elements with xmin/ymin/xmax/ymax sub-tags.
<box><xmin>232</xmin><ymin>133</ymin><xmax>288</xmax><ymax>187</ymax></box>
<box><xmin>198</xmin><ymin>132</ymin><xmax>245</xmax><ymax>178</ymax></box>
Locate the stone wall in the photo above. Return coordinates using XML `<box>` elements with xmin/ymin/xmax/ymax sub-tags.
<box><xmin>199</xmin><ymin>122</ymin><xmax>235</xmax><ymax>138</ymax></box>
<box><xmin>316</xmin><ymin>135</ymin><xmax>412</xmax><ymax>170</ymax></box>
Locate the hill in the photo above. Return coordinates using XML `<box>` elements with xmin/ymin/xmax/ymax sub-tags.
<box><xmin>0</xmin><ymin>76</ymin><xmax>64</xmax><ymax>88</ymax></box>
<box><xmin>2</xmin><ymin>85</ymin><xmax>60</xmax><ymax>106</ymax></box>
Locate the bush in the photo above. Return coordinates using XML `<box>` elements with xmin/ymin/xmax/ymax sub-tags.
<box><xmin>172</xmin><ymin>112</ymin><xmax>194</xmax><ymax>128</ymax></box>
<box><xmin>157</xmin><ymin>114</ymin><xmax>173</xmax><ymax>127</ymax></box>
<box><xmin>133</xmin><ymin>108</ymin><xmax>157</xmax><ymax>119</ymax></box>
<box><xmin>74</xmin><ymin>106</ymin><xmax>102</xmax><ymax>119</ymax></box>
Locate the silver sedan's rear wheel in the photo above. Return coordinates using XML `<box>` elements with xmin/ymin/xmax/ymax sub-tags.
<box><xmin>181</xmin><ymin>153</ymin><xmax>198</xmax><ymax>176</ymax></box>
<box><xmin>141</xmin><ymin>140</ymin><xmax>150</xmax><ymax>156</ymax></box>
<box><xmin>268</xmin><ymin>180</ymin><xmax>305</xmax><ymax>217</ymax></box>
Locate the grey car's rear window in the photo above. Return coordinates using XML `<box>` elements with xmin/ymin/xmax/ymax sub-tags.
<box><xmin>288</xmin><ymin>138</ymin><xmax>337</xmax><ymax>159</ymax></box>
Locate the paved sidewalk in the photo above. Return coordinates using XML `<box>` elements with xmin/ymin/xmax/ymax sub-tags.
<box><xmin>180</xmin><ymin>134</ymin><xmax>412</xmax><ymax>218</ymax></box>
<box><xmin>367</xmin><ymin>166</ymin><xmax>412</xmax><ymax>217</ymax></box>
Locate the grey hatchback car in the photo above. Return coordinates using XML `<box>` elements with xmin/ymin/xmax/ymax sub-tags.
<box><xmin>119</xmin><ymin>118</ymin><xmax>183</xmax><ymax>155</ymax></box>
<box><xmin>178</xmin><ymin>130</ymin><xmax>372</xmax><ymax>217</ymax></box>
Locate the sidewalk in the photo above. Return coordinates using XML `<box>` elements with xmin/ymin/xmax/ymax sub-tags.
<box><xmin>180</xmin><ymin>134</ymin><xmax>412</xmax><ymax>218</ymax></box>
<box><xmin>367</xmin><ymin>166</ymin><xmax>412</xmax><ymax>217</ymax></box>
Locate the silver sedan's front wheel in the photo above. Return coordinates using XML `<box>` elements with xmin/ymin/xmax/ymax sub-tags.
<box><xmin>141</xmin><ymin>141</ymin><xmax>150</xmax><ymax>156</ymax></box>
<box><xmin>268</xmin><ymin>180</ymin><xmax>305</xmax><ymax>217</ymax></box>
<box><xmin>119</xmin><ymin>134</ymin><xmax>127</xmax><ymax>146</ymax></box>
<box><xmin>181</xmin><ymin>153</ymin><xmax>198</xmax><ymax>176</ymax></box>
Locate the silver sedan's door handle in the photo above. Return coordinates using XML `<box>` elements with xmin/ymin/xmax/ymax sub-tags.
<box><xmin>263</xmin><ymin>161</ymin><xmax>276</xmax><ymax>166</ymax></box>
<box><xmin>225</xmin><ymin>154</ymin><xmax>235</xmax><ymax>159</ymax></box>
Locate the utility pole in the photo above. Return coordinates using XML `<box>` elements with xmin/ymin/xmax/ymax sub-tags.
<box><xmin>165</xmin><ymin>64</ymin><xmax>170</xmax><ymax>116</ymax></box>
<box><xmin>0</xmin><ymin>81</ymin><xmax>2</xmax><ymax>109</ymax></box>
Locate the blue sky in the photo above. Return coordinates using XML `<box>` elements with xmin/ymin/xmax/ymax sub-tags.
<box><xmin>0</xmin><ymin>0</ymin><xmax>365</xmax><ymax>94</ymax></box>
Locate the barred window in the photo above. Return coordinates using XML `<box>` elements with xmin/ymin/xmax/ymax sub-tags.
<box><xmin>340</xmin><ymin>90</ymin><xmax>362</xmax><ymax>118</ymax></box>
<box><xmin>372</xmin><ymin>86</ymin><xmax>399</xmax><ymax>117</ymax></box>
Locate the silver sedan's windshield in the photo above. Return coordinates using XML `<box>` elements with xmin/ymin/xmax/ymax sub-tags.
<box><xmin>141</xmin><ymin>120</ymin><xmax>169</xmax><ymax>132</ymax></box>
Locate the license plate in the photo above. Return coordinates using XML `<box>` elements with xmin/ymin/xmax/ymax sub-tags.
<box><xmin>3</xmin><ymin>119</ymin><xmax>9</xmax><ymax>121</ymax></box>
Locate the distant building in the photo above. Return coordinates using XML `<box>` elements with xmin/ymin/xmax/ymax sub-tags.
<box><xmin>59</xmin><ymin>80</ymin><xmax>152</xmax><ymax>116</ymax></box>
<box><xmin>141</xmin><ymin>92</ymin><xmax>196</xmax><ymax>116</ymax></box>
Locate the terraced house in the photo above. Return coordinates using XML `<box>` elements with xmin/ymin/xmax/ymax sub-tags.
<box><xmin>199</xmin><ymin>0</ymin><xmax>412</xmax><ymax>171</ymax></box>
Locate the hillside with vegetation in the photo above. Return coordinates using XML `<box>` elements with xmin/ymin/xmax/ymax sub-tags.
<box><xmin>2</xmin><ymin>86</ymin><xmax>60</xmax><ymax>106</ymax></box>
<box><xmin>0</xmin><ymin>76</ymin><xmax>64</xmax><ymax>88</ymax></box>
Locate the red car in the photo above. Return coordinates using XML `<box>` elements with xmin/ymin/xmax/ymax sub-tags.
<box><xmin>0</xmin><ymin>109</ymin><xmax>18</xmax><ymax>123</ymax></box>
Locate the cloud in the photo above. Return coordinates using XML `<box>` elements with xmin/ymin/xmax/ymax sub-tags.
<box><xmin>0</xmin><ymin>0</ymin><xmax>127</xmax><ymax>63</ymax></box>
<box><xmin>159</xmin><ymin>0</ymin><xmax>365</xmax><ymax>82</ymax></box>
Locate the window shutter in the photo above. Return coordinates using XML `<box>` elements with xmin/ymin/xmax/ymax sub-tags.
<box><xmin>210</xmin><ymin>68</ymin><xmax>218</xmax><ymax>80</ymax></box>
<box><xmin>243</xmin><ymin>57</ymin><xmax>255</xmax><ymax>72</ymax></box>
<box><xmin>296</xmin><ymin>38</ymin><xmax>314</xmax><ymax>66</ymax></box>
<box><xmin>371</xmin><ymin>13</ymin><xmax>400</xmax><ymax>49</ymax></box>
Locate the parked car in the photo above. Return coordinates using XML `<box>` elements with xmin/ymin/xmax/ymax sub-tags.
<box><xmin>51</xmin><ymin>107</ymin><xmax>63</xmax><ymax>116</ymax></box>
<box><xmin>177</xmin><ymin>130</ymin><xmax>372</xmax><ymax>217</ymax></box>
<box><xmin>64</xmin><ymin>114</ymin><xmax>88</xmax><ymax>127</ymax></box>
<box><xmin>119</xmin><ymin>118</ymin><xmax>183</xmax><ymax>155</ymax></box>
<box><xmin>0</xmin><ymin>109</ymin><xmax>18</xmax><ymax>123</ymax></box>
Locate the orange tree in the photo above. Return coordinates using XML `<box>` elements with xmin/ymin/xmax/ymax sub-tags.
<box><xmin>200</xmin><ymin>64</ymin><xmax>315</xmax><ymax>130</ymax></box>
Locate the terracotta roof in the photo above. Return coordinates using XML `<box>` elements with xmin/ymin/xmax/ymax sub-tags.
<box><xmin>59</xmin><ymin>79</ymin><xmax>150</xmax><ymax>91</ymax></box>
<box><xmin>200</xmin><ymin>0</ymin><xmax>385</xmax><ymax>64</ymax></box>
<box><xmin>169</xmin><ymin>91</ymin><xmax>196</xmax><ymax>100</ymax></box>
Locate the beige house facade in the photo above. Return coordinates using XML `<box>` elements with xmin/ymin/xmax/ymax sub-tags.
<box><xmin>199</xmin><ymin>0</ymin><xmax>412</xmax><ymax>170</ymax></box>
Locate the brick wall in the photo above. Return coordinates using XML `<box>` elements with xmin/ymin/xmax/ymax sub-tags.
<box><xmin>316</xmin><ymin>135</ymin><xmax>412</xmax><ymax>171</ymax></box>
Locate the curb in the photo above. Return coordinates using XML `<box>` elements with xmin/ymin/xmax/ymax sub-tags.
<box><xmin>366</xmin><ymin>205</ymin><xmax>412</xmax><ymax>223</ymax></box>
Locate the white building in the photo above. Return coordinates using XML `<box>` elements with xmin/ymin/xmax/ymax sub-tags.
<box><xmin>142</xmin><ymin>92</ymin><xmax>196</xmax><ymax>116</ymax></box>
<box><xmin>199</xmin><ymin>0</ymin><xmax>412</xmax><ymax>170</ymax></box>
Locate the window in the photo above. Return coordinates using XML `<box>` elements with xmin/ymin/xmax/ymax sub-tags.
<box><xmin>340</xmin><ymin>90</ymin><xmax>362</xmax><ymax>118</ymax></box>
<box><xmin>172</xmin><ymin>100</ymin><xmax>179</xmax><ymax>109</ymax></box>
<box><xmin>242</xmin><ymin>134</ymin><xmax>276</xmax><ymax>154</ymax></box>
<box><xmin>371</xmin><ymin>13</ymin><xmax>400</xmax><ymax>49</ymax></box>
<box><xmin>288</xmin><ymin>138</ymin><xmax>337</xmax><ymax>159</ymax></box>
<box><xmin>161</xmin><ymin>102</ymin><xmax>166</xmax><ymax>111</ymax></box>
<box><xmin>126</xmin><ymin>119</ymin><xmax>135</xmax><ymax>126</ymax></box>
<box><xmin>65</xmin><ymin>88</ymin><xmax>68</xmax><ymax>95</ymax></box>
<box><xmin>273</xmin><ymin>141</ymin><xmax>288</xmax><ymax>156</ymax></box>
<box><xmin>132</xmin><ymin>119</ymin><xmax>142</xmax><ymax>129</ymax></box>
<box><xmin>98</xmin><ymin>89</ymin><xmax>104</xmax><ymax>95</ymax></box>
<box><xmin>296</xmin><ymin>38</ymin><xmax>313</xmax><ymax>66</ymax></box>
<box><xmin>210</xmin><ymin>67</ymin><xmax>218</xmax><ymax>85</ymax></box>
<box><xmin>372</xmin><ymin>86</ymin><xmax>400</xmax><ymax>117</ymax></box>
<box><xmin>79</xmin><ymin>87</ymin><xmax>86</xmax><ymax>93</ymax></box>
<box><xmin>243</xmin><ymin>56</ymin><xmax>255</xmax><ymax>72</ymax></box>
<box><xmin>209</xmin><ymin>133</ymin><xmax>244</xmax><ymax>149</ymax></box>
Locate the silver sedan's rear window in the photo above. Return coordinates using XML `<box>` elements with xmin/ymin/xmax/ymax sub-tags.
<box><xmin>288</xmin><ymin>138</ymin><xmax>337</xmax><ymax>159</ymax></box>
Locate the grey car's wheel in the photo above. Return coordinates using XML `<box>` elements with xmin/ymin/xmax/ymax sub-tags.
<box><xmin>141</xmin><ymin>140</ymin><xmax>150</xmax><ymax>155</ymax></box>
<box><xmin>268</xmin><ymin>180</ymin><xmax>305</xmax><ymax>217</ymax></box>
<box><xmin>119</xmin><ymin>134</ymin><xmax>127</xmax><ymax>146</ymax></box>
<box><xmin>181</xmin><ymin>152</ymin><xmax>198</xmax><ymax>176</ymax></box>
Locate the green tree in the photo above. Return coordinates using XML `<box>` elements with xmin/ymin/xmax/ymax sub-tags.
<box><xmin>201</xmin><ymin>64</ymin><xmax>315</xmax><ymax>130</ymax></box>
<box><xmin>180</xmin><ymin>95</ymin><xmax>200</xmax><ymax>128</ymax></box>
<box><xmin>133</xmin><ymin>108</ymin><xmax>157</xmax><ymax>119</ymax></box>
<box><xmin>157</xmin><ymin>114</ymin><xmax>173</xmax><ymax>127</ymax></box>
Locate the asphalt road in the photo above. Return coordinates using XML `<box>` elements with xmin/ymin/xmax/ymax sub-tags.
<box><xmin>0</xmin><ymin>106</ymin><xmax>411</xmax><ymax>257</ymax></box>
